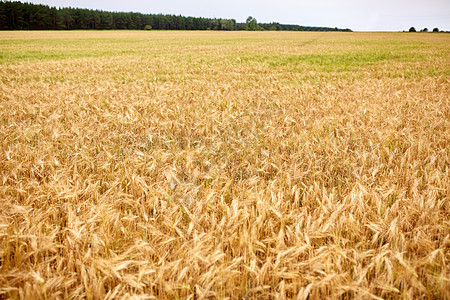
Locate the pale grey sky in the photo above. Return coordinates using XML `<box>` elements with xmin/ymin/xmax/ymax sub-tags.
<box><xmin>26</xmin><ymin>0</ymin><xmax>450</xmax><ymax>31</ymax></box>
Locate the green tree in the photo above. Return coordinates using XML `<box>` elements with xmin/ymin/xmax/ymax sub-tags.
<box><xmin>432</xmin><ymin>28</ymin><xmax>439</xmax><ymax>32</ymax></box>
<box><xmin>211</xmin><ymin>18</ymin><xmax>219</xmax><ymax>30</ymax></box>
<box><xmin>245</xmin><ymin>16</ymin><xmax>259</xmax><ymax>31</ymax></box>
<box><xmin>99</xmin><ymin>12</ymin><xmax>113</xmax><ymax>29</ymax></box>
<box><xmin>269</xmin><ymin>23</ymin><xmax>281</xmax><ymax>31</ymax></box>
<box><xmin>144</xmin><ymin>24</ymin><xmax>152</xmax><ymax>30</ymax></box>
<box><xmin>0</xmin><ymin>3</ymin><xmax>7</xmax><ymax>29</ymax></box>
<box><xmin>409</xmin><ymin>27</ymin><xmax>416</xmax><ymax>32</ymax></box>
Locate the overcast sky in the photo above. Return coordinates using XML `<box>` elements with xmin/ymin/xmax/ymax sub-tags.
<box><xmin>26</xmin><ymin>0</ymin><xmax>450</xmax><ymax>31</ymax></box>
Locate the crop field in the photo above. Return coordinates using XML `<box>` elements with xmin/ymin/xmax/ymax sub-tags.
<box><xmin>0</xmin><ymin>31</ymin><xmax>449</xmax><ymax>299</ymax></box>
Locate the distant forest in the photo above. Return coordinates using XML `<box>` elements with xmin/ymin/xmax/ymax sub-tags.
<box><xmin>0</xmin><ymin>1</ymin><xmax>352</xmax><ymax>31</ymax></box>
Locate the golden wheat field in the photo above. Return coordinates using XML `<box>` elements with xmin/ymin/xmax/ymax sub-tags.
<box><xmin>0</xmin><ymin>30</ymin><xmax>449</xmax><ymax>299</ymax></box>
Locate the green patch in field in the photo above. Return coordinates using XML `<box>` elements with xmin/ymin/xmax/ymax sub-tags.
<box><xmin>0</xmin><ymin>38</ymin><xmax>143</xmax><ymax>63</ymax></box>
<box><xmin>240</xmin><ymin>50</ymin><xmax>422</xmax><ymax>72</ymax></box>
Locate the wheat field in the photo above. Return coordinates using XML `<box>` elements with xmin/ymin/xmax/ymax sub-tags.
<box><xmin>0</xmin><ymin>31</ymin><xmax>449</xmax><ymax>299</ymax></box>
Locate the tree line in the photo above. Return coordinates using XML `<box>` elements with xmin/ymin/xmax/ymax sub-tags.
<box><xmin>0</xmin><ymin>1</ymin><xmax>352</xmax><ymax>32</ymax></box>
<box><xmin>241</xmin><ymin>17</ymin><xmax>351</xmax><ymax>32</ymax></box>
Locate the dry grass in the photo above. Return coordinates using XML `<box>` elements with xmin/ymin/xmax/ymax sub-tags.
<box><xmin>0</xmin><ymin>31</ymin><xmax>449</xmax><ymax>299</ymax></box>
